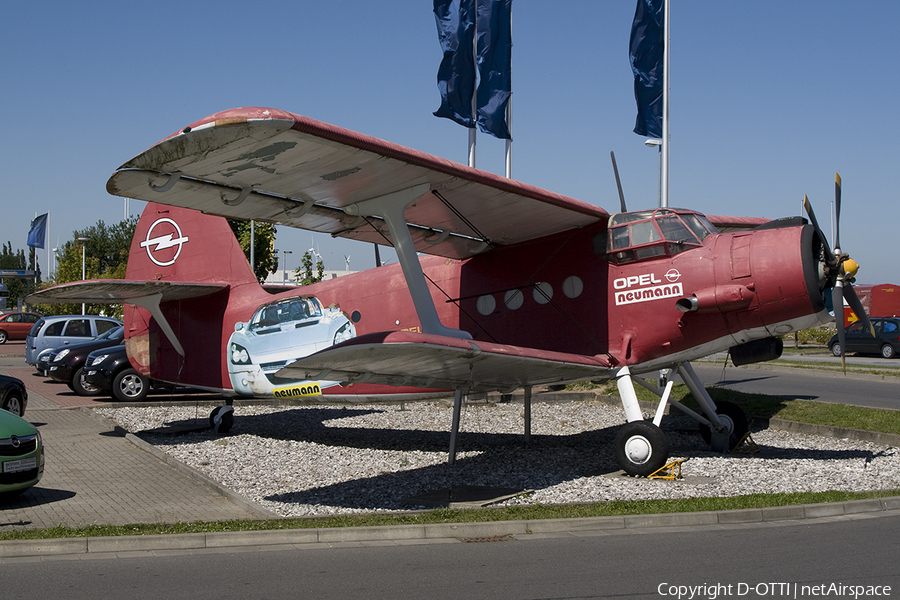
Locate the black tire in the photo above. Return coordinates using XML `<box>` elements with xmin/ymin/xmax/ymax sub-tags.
<box><xmin>614</xmin><ymin>421</ymin><xmax>669</xmax><ymax>477</ymax></box>
<box><xmin>830</xmin><ymin>342</ymin><xmax>842</xmax><ymax>357</ymax></box>
<box><xmin>112</xmin><ymin>368</ymin><xmax>149</xmax><ymax>402</ymax></box>
<box><xmin>71</xmin><ymin>366</ymin><xmax>102</xmax><ymax>396</ymax></box>
<box><xmin>1</xmin><ymin>392</ymin><xmax>24</xmax><ymax>417</ymax></box>
<box><xmin>0</xmin><ymin>330</ymin><xmax>7</xmax><ymax>344</ymax></box>
<box><xmin>881</xmin><ymin>344</ymin><xmax>896</xmax><ymax>359</ymax></box>
<box><xmin>209</xmin><ymin>406</ymin><xmax>234</xmax><ymax>434</ymax></box>
<box><xmin>698</xmin><ymin>400</ymin><xmax>749</xmax><ymax>450</ymax></box>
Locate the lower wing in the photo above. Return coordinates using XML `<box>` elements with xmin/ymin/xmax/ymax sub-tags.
<box><xmin>277</xmin><ymin>331</ymin><xmax>615</xmax><ymax>393</ymax></box>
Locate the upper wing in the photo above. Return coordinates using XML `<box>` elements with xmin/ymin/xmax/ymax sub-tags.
<box><xmin>106</xmin><ymin>107</ymin><xmax>608</xmax><ymax>260</ymax></box>
<box><xmin>277</xmin><ymin>331</ymin><xmax>615</xmax><ymax>393</ymax></box>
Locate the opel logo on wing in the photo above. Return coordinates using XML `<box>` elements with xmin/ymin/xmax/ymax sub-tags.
<box><xmin>140</xmin><ymin>218</ymin><xmax>189</xmax><ymax>267</ymax></box>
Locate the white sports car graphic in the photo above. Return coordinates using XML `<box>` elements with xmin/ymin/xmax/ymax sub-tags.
<box><xmin>227</xmin><ymin>296</ymin><xmax>355</xmax><ymax>396</ymax></box>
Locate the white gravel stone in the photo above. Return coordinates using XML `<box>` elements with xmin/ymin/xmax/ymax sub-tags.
<box><xmin>97</xmin><ymin>401</ymin><xmax>900</xmax><ymax>518</ymax></box>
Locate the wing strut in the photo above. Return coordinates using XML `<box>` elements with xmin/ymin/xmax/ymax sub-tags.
<box><xmin>127</xmin><ymin>293</ymin><xmax>186</xmax><ymax>357</ymax></box>
<box><xmin>344</xmin><ymin>184</ymin><xmax>472</xmax><ymax>340</ymax></box>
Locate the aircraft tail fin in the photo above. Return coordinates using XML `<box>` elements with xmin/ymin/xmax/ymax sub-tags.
<box><xmin>125</xmin><ymin>203</ymin><xmax>265</xmax><ymax>393</ymax></box>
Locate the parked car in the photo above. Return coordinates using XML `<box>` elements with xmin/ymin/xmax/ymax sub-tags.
<box><xmin>0</xmin><ymin>312</ymin><xmax>41</xmax><ymax>344</ymax></box>
<box><xmin>25</xmin><ymin>315</ymin><xmax>122</xmax><ymax>368</ymax></box>
<box><xmin>83</xmin><ymin>345</ymin><xmax>150</xmax><ymax>402</ymax></box>
<box><xmin>0</xmin><ymin>407</ymin><xmax>44</xmax><ymax>498</ymax></box>
<box><xmin>0</xmin><ymin>374</ymin><xmax>28</xmax><ymax>417</ymax></box>
<box><xmin>828</xmin><ymin>317</ymin><xmax>900</xmax><ymax>359</ymax></box>
<box><xmin>47</xmin><ymin>326</ymin><xmax>125</xmax><ymax>395</ymax></box>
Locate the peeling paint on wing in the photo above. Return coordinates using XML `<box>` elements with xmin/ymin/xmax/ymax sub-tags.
<box><xmin>221</xmin><ymin>141</ymin><xmax>297</xmax><ymax>177</ymax></box>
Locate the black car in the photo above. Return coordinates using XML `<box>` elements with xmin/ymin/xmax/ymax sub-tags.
<box><xmin>83</xmin><ymin>345</ymin><xmax>149</xmax><ymax>402</ymax></box>
<box><xmin>47</xmin><ymin>326</ymin><xmax>125</xmax><ymax>395</ymax></box>
<box><xmin>828</xmin><ymin>317</ymin><xmax>900</xmax><ymax>359</ymax></box>
<box><xmin>0</xmin><ymin>374</ymin><xmax>27</xmax><ymax>417</ymax></box>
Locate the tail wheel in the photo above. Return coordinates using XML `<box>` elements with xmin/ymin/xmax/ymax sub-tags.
<box><xmin>614</xmin><ymin>421</ymin><xmax>669</xmax><ymax>477</ymax></box>
<box><xmin>698</xmin><ymin>400</ymin><xmax>749</xmax><ymax>450</ymax></box>
<box><xmin>209</xmin><ymin>406</ymin><xmax>234</xmax><ymax>434</ymax></box>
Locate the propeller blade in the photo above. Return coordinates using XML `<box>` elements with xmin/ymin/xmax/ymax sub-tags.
<box><xmin>844</xmin><ymin>282</ymin><xmax>875</xmax><ymax>338</ymax></box>
<box><xmin>803</xmin><ymin>194</ymin><xmax>834</xmax><ymax>263</ymax></box>
<box><xmin>832</xmin><ymin>283</ymin><xmax>847</xmax><ymax>373</ymax></box>
<box><xmin>834</xmin><ymin>173</ymin><xmax>842</xmax><ymax>251</ymax></box>
<box><xmin>610</xmin><ymin>151</ymin><xmax>627</xmax><ymax>213</ymax></box>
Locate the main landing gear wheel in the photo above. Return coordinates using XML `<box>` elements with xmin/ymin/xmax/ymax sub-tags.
<box><xmin>614</xmin><ymin>421</ymin><xmax>670</xmax><ymax>477</ymax></box>
<box><xmin>698</xmin><ymin>401</ymin><xmax>749</xmax><ymax>450</ymax></box>
<box><xmin>209</xmin><ymin>406</ymin><xmax>234</xmax><ymax>434</ymax></box>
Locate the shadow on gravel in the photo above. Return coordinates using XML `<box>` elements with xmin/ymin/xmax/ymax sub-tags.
<box><xmin>129</xmin><ymin>405</ymin><xmax>884</xmax><ymax>512</ymax></box>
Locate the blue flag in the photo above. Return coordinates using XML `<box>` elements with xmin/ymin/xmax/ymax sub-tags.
<box><xmin>630</xmin><ymin>0</ymin><xmax>664</xmax><ymax>138</ymax></box>
<box><xmin>475</xmin><ymin>0</ymin><xmax>512</xmax><ymax>139</ymax></box>
<box><xmin>27</xmin><ymin>213</ymin><xmax>48</xmax><ymax>249</ymax></box>
<box><xmin>434</xmin><ymin>0</ymin><xmax>477</xmax><ymax>128</ymax></box>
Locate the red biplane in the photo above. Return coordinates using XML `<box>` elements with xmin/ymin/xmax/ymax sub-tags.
<box><xmin>29</xmin><ymin>107</ymin><xmax>868</xmax><ymax>475</ymax></box>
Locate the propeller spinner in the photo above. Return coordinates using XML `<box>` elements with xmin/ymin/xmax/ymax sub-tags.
<box><xmin>804</xmin><ymin>173</ymin><xmax>873</xmax><ymax>372</ymax></box>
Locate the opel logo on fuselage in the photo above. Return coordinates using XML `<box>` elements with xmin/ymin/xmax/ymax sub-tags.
<box><xmin>140</xmin><ymin>218</ymin><xmax>189</xmax><ymax>267</ymax></box>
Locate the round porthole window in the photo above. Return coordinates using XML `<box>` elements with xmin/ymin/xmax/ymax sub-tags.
<box><xmin>504</xmin><ymin>289</ymin><xmax>524</xmax><ymax>310</ymax></box>
<box><xmin>533</xmin><ymin>282</ymin><xmax>553</xmax><ymax>304</ymax></box>
<box><xmin>476</xmin><ymin>294</ymin><xmax>496</xmax><ymax>316</ymax></box>
<box><xmin>562</xmin><ymin>276</ymin><xmax>583</xmax><ymax>299</ymax></box>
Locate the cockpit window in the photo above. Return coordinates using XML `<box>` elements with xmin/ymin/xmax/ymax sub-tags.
<box><xmin>603</xmin><ymin>208</ymin><xmax>713</xmax><ymax>264</ymax></box>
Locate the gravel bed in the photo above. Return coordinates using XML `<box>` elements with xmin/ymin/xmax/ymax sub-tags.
<box><xmin>98</xmin><ymin>401</ymin><xmax>900</xmax><ymax>518</ymax></box>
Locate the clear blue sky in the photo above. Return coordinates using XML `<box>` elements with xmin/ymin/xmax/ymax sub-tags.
<box><xmin>2</xmin><ymin>2</ymin><xmax>898</xmax><ymax>283</ymax></box>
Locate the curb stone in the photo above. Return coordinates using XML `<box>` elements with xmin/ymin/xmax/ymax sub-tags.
<box><xmin>2</xmin><ymin>499</ymin><xmax>898</xmax><ymax>559</ymax></box>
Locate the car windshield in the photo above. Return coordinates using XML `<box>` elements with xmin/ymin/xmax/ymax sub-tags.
<box><xmin>95</xmin><ymin>325</ymin><xmax>124</xmax><ymax>341</ymax></box>
<box><xmin>249</xmin><ymin>297</ymin><xmax>324</xmax><ymax>330</ymax></box>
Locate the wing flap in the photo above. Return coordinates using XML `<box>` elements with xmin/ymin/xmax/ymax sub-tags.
<box><xmin>107</xmin><ymin>107</ymin><xmax>608</xmax><ymax>259</ymax></box>
<box><xmin>277</xmin><ymin>331</ymin><xmax>614</xmax><ymax>392</ymax></box>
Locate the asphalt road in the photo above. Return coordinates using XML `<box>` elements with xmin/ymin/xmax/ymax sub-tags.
<box><xmin>691</xmin><ymin>361</ymin><xmax>900</xmax><ymax>411</ymax></box>
<box><xmin>4</xmin><ymin>513</ymin><xmax>898</xmax><ymax>599</ymax></box>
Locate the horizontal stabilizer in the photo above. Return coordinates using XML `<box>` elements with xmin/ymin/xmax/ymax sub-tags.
<box><xmin>26</xmin><ymin>280</ymin><xmax>227</xmax><ymax>304</ymax></box>
<box><xmin>277</xmin><ymin>331</ymin><xmax>615</xmax><ymax>393</ymax></box>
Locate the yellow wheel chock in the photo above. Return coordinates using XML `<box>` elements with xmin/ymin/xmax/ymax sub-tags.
<box><xmin>731</xmin><ymin>430</ymin><xmax>759</xmax><ymax>454</ymax></box>
<box><xmin>648</xmin><ymin>458</ymin><xmax>687</xmax><ymax>480</ymax></box>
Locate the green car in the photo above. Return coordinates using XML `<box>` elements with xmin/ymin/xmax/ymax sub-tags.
<box><xmin>0</xmin><ymin>406</ymin><xmax>44</xmax><ymax>497</ymax></box>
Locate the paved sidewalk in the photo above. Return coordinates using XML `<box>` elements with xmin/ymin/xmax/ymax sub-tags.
<box><xmin>0</xmin><ymin>346</ymin><xmax>272</xmax><ymax>531</ymax></box>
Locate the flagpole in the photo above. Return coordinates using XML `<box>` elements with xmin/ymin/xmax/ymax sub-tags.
<box><xmin>505</xmin><ymin>0</ymin><xmax>513</xmax><ymax>179</ymax></box>
<box><xmin>468</xmin><ymin>19</ymin><xmax>477</xmax><ymax>169</ymax></box>
<box><xmin>661</xmin><ymin>0</ymin><xmax>670</xmax><ymax>208</ymax></box>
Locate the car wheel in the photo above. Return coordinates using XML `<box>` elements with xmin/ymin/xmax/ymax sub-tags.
<box><xmin>0</xmin><ymin>330</ymin><xmax>7</xmax><ymax>344</ymax></box>
<box><xmin>71</xmin><ymin>366</ymin><xmax>102</xmax><ymax>396</ymax></box>
<box><xmin>112</xmin><ymin>368</ymin><xmax>148</xmax><ymax>402</ymax></box>
<box><xmin>881</xmin><ymin>344</ymin><xmax>896</xmax><ymax>359</ymax></box>
<box><xmin>1</xmin><ymin>392</ymin><xmax>24</xmax><ymax>417</ymax></box>
<box><xmin>830</xmin><ymin>342</ymin><xmax>842</xmax><ymax>357</ymax></box>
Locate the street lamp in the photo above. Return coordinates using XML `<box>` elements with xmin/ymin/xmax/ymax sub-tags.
<box><xmin>282</xmin><ymin>250</ymin><xmax>292</xmax><ymax>283</ymax></box>
<box><xmin>645</xmin><ymin>138</ymin><xmax>662</xmax><ymax>208</ymax></box>
<box><xmin>77</xmin><ymin>236</ymin><xmax>90</xmax><ymax>314</ymax></box>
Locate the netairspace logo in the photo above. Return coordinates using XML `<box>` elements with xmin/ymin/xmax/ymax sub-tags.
<box><xmin>657</xmin><ymin>582</ymin><xmax>892</xmax><ymax>599</ymax></box>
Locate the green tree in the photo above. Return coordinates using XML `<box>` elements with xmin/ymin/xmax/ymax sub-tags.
<box><xmin>294</xmin><ymin>250</ymin><xmax>325</xmax><ymax>286</ymax></box>
<box><xmin>0</xmin><ymin>243</ymin><xmax>29</xmax><ymax>310</ymax></box>
<box><xmin>228</xmin><ymin>220</ymin><xmax>277</xmax><ymax>283</ymax></box>
<box><xmin>32</xmin><ymin>216</ymin><xmax>138</xmax><ymax>319</ymax></box>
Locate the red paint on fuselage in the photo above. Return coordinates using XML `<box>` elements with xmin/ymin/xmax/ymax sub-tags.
<box><xmin>124</xmin><ymin>203</ymin><xmax>824</xmax><ymax>396</ymax></box>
